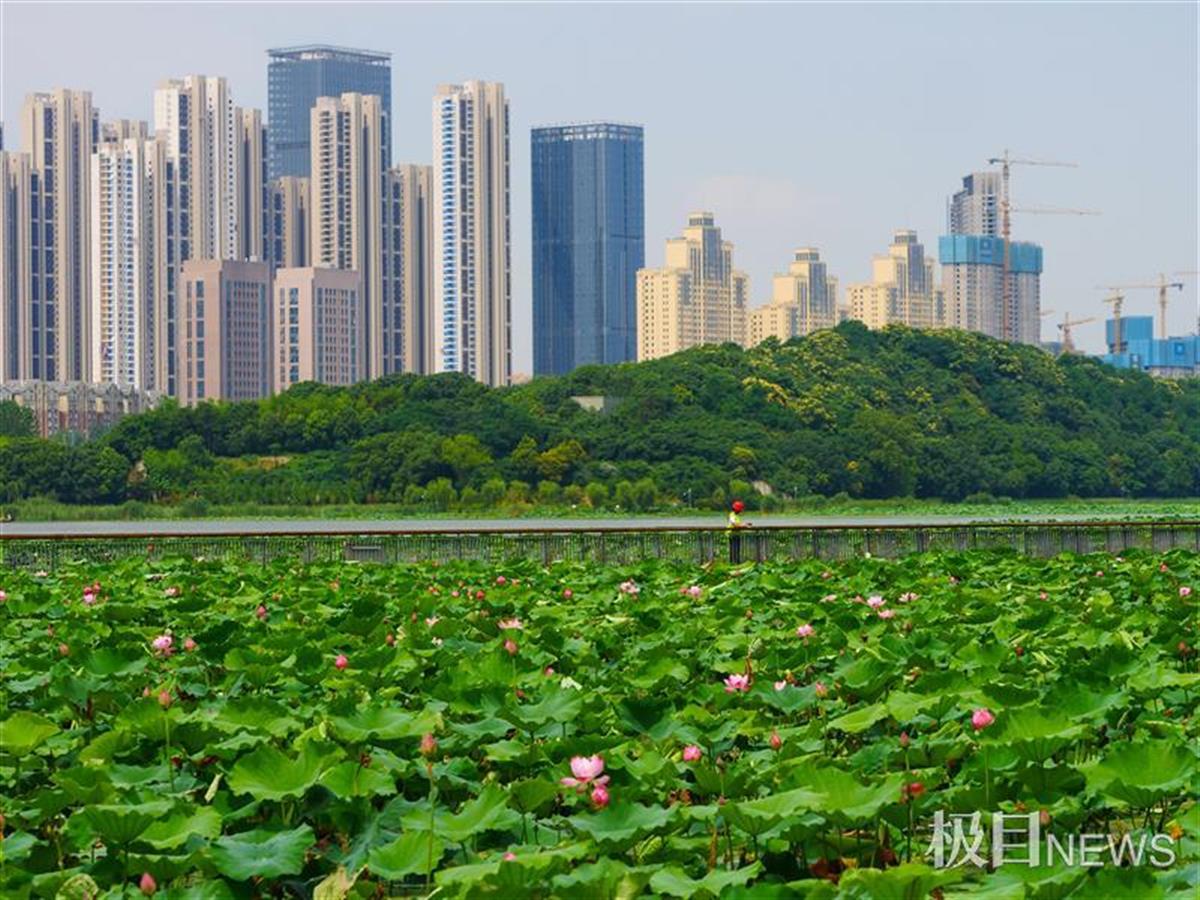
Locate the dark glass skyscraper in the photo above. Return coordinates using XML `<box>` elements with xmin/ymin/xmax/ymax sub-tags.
<box><xmin>531</xmin><ymin>123</ymin><xmax>644</xmax><ymax>375</ymax></box>
<box><xmin>267</xmin><ymin>45</ymin><xmax>391</xmax><ymax>180</ymax></box>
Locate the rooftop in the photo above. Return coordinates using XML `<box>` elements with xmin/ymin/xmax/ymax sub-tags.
<box><xmin>267</xmin><ymin>45</ymin><xmax>391</xmax><ymax>64</ymax></box>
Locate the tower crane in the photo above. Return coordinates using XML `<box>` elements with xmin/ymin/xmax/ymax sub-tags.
<box><xmin>1174</xmin><ymin>271</ymin><xmax>1199</xmax><ymax>334</ymax></box>
<box><xmin>1056</xmin><ymin>313</ymin><xmax>1096</xmax><ymax>354</ymax></box>
<box><xmin>1097</xmin><ymin>290</ymin><xmax>1126</xmax><ymax>354</ymax></box>
<box><xmin>986</xmin><ymin>151</ymin><xmax>1082</xmax><ymax>342</ymax></box>
<box><xmin>1098</xmin><ymin>278</ymin><xmax>1187</xmax><ymax>341</ymax></box>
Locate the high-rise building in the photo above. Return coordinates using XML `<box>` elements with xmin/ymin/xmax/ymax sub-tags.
<box><xmin>177</xmin><ymin>259</ymin><xmax>272</xmax><ymax>404</ymax></box>
<box><xmin>90</xmin><ymin>124</ymin><xmax>169</xmax><ymax>389</ymax></box>
<box><xmin>382</xmin><ymin>164</ymin><xmax>435</xmax><ymax>374</ymax></box>
<box><xmin>237</xmin><ymin>107</ymin><xmax>268</xmax><ymax>263</ymax></box>
<box><xmin>267</xmin><ymin>176</ymin><xmax>310</xmax><ymax>270</ymax></box>
<box><xmin>153</xmin><ymin>75</ymin><xmax>243</xmax><ymax>395</ymax></box>
<box><xmin>309</xmin><ymin>92</ymin><xmax>388</xmax><ymax>378</ymax></box>
<box><xmin>433</xmin><ymin>81</ymin><xmax>511</xmax><ymax>386</ymax></box>
<box><xmin>0</xmin><ymin>151</ymin><xmax>34</xmax><ymax>381</ymax></box>
<box><xmin>273</xmin><ymin>267</ymin><xmax>363</xmax><ymax>390</ymax></box>
<box><xmin>941</xmin><ymin>171</ymin><xmax>1042</xmax><ymax>344</ymax></box>
<box><xmin>636</xmin><ymin>212</ymin><xmax>748</xmax><ymax>361</ymax></box>
<box><xmin>746</xmin><ymin>248</ymin><xmax>837</xmax><ymax>346</ymax></box>
<box><xmin>267</xmin><ymin>45</ymin><xmax>391</xmax><ymax>180</ymax></box>
<box><xmin>844</xmin><ymin>230</ymin><xmax>945</xmax><ymax>331</ymax></box>
<box><xmin>531</xmin><ymin>122</ymin><xmax>645</xmax><ymax>375</ymax></box>
<box><xmin>20</xmin><ymin>89</ymin><xmax>98</xmax><ymax>382</ymax></box>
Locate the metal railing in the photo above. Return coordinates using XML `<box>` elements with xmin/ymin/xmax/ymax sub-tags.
<box><xmin>0</xmin><ymin>520</ymin><xmax>1197</xmax><ymax>570</ymax></box>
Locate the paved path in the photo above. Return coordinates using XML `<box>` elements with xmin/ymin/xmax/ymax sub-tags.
<box><xmin>0</xmin><ymin>512</ymin><xmax>1168</xmax><ymax>537</ymax></box>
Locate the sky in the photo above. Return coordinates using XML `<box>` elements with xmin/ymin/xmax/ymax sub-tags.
<box><xmin>1</xmin><ymin>1</ymin><xmax>1196</xmax><ymax>366</ymax></box>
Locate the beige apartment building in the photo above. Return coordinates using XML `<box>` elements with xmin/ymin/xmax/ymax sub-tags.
<box><xmin>0</xmin><ymin>151</ymin><xmax>34</xmax><ymax>382</ymax></box>
<box><xmin>237</xmin><ymin>108</ymin><xmax>267</xmax><ymax>263</ymax></box>
<box><xmin>433</xmin><ymin>81</ymin><xmax>511</xmax><ymax>386</ymax></box>
<box><xmin>845</xmin><ymin>230</ymin><xmax>945</xmax><ymax>331</ymax></box>
<box><xmin>273</xmin><ymin>267</ymin><xmax>363</xmax><ymax>391</ymax></box>
<box><xmin>309</xmin><ymin>93</ymin><xmax>387</xmax><ymax>379</ymax></box>
<box><xmin>745</xmin><ymin>248</ymin><xmax>837</xmax><ymax>347</ymax></box>
<box><xmin>20</xmin><ymin>89</ymin><xmax>97</xmax><ymax>382</ymax></box>
<box><xmin>383</xmin><ymin>164</ymin><xmax>435</xmax><ymax>374</ymax></box>
<box><xmin>636</xmin><ymin>212</ymin><xmax>748</xmax><ymax>361</ymax></box>
<box><xmin>90</xmin><ymin>123</ymin><xmax>168</xmax><ymax>390</ymax></box>
<box><xmin>177</xmin><ymin>259</ymin><xmax>272</xmax><ymax>405</ymax></box>
<box><xmin>267</xmin><ymin>175</ymin><xmax>310</xmax><ymax>270</ymax></box>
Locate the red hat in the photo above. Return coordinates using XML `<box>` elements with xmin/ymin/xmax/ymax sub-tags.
<box><xmin>732</xmin><ymin>500</ymin><xmax>745</xmax><ymax>513</ymax></box>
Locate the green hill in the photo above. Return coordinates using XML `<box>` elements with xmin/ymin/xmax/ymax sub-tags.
<box><xmin>2</xmin><ymin>323</ymin><xmax>1197</xmax><ymax>508</ymax></box>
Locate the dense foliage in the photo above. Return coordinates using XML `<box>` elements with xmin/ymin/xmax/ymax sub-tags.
<box><xmin>0</xmin><ymin>550</ymin><xmax>1196</xmax><ymax>897</ymax></box>
<box><xmin>2</xmin><ymin>325</ymin><xmax>1199</xmax><ymax>508</ymax></box>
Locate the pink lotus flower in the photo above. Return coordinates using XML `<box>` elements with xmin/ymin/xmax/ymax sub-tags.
<box><xmin>686</xmin><ymin>585</ymin><xmax>702</xmax><ymax>598</ymax></box>
<box><xmin>497</xmin><ymin>617</ymin><xmax>523</xmax><ymax>630</ymax></box>
<box><xmin>164</xmin><ymin>586</ymin><xmax>179</xmax><ymax>597</ymax></box>
<box><xmin>899</xmin><ymin>731</ymin><xmax>910</xmax><ymax>749</ymax></box>
<box><xmin>618</xmin><ymin>580</ymin><xmax>639</xmax><ymax>596</ymax></box>
<box><xmin>948</xmin><ymin>576</ymin><xmax>959</xmax><ymax>585</ymax></box>
<box><xmin>562</xmin><ymin>588</ymin><xmax>573</xmax><ymax>599</ymax></box>
<box><xmin>496</xmin><ymin>575</ymin><xmax>507</xmax><ymax>585</ymax></box>
<box><xmin>866</xmin><ymin>596</ymin><xmax>886</xmax><ymax>609</ymax></box>
<box><xmin>151</xmin><ymin>634</ymin><xmax>173</xmax><ymax>654</ymax></box>
<box><xmin>821</xmin><ymin>570</ymin><xmax>832</xmax><ymax>579</ymax></box>
<box><xmin>420</xmin><ymin>732</ymin><xmax>438</xmax><ymax>757</ymax></box>
<box><xmin>451</xmin><ymin>589</ymin><xmax>460</xmax><ymax>598</ymax></box>
<box><xmin>158</xmin><ymin>690</ymin><xmax>172</xmax><ymax>708</ymax></box>
<box><xmin>544</xmin><ymin>666</ymin><xmax>555</xmax><ymax>676</ymax></box>
<box><xmin>0</xmin><ymin>589</ymin><xmax>6</xmax><ymax>603</ymax></box>
<box><xmin>1160</xmin><ymin>563</ymin><xmax>1169</xmax><ymax>573</ymax></box>
<box><xmin>503</xmin><ymin>851</ymin><xmax>517</xmax><ymax>861</ymax></box>
<box><xmin>1094</xmin><ymin>570</ymin><xmax>1104</xmax><ymax>578</ymax></box>
<box><xmin>139</xmin><ymin>872</ymin><xmax>157</xmax><ymax>896</ymax></box>
<box><xmin>774</xmin><ymin>680</ymin><xmax>788</xmax><ymax>691</ymax></box>
<box><xmin>1038</xmin><ymin>591</ymin><xmax>1048</xmax><ymax>600</ymax></box>
<box><xmin>813</xmin><ymin>681</ymin><xmax>829</xmax><ymax>698</ymax></box>
<box><xmin>255</xmin><ymin>604</ymin><xmax>268</xmax><ymax>621</ymax></box>
<box><xmin>724</xmin><ymin>673</ymin><xmax>751</xmax><ymax>693</ymax></box>
<box><xmin>1181</xmin><ymin>586</ymin><xmax>1193</xmax><ymax>598</ymax></box>
<box><xmin>795</xmin><ymin>623</ymin><xmax>815</xmax><ymax>639</ymax></box>
<box><xmin>971</xmin><ymin>707</ymin><xmax>995</xmax><ymax>731</ymax></box>
<box><xmin>561</xmin><ymin>755</ymin><xmax>608</xmax><ymax>791</ymax></box>
<box><xmin>58</xmin><ymin>642</ymin><xmax>70</xmax><ymax>657</ymax></box>
<box><xmin>878</xmin><ymin>608</ymin><xmax>896</xmax><ymax>619</ymax></box>
<box><xmin>385</xmin><ymin>633</ymin><xmax>396</xmax><ymax>646</ymax></box>
<box><xmin>769</xmin><ymin>731</ymin><xmax>782</xmax><ymax>751</ymax></box>
<box><xmin>425</xmin><ymin>616</ymin><xmax>440</xmax><ymax>627</ymax></box>
<box><xmin>503</xmin><ymin>638</ymin><xmax>519</xmax><ymax>655</ymax></box>
<box><xmin>334</xmin><ymin>654</ymin><xmax>348</xmax><ymax>670</ymax></box>
<box><xmin>183</xmin><ymin>637</ymin><xmax>197</xmax><ymax>652</ymax></box>
<box><xmin>82</xmin><ymin>590</ymin><xmax>97</xmax><ymax>607</ymax></box>
<box><xmin>591</xmin><ymin>784</ymin><xmax>610</xmax><ymax>808</ymax></box>
<box><xmin>820</xmin><ymin>593</ymin><xmax>837</xmax><ymax>603</ymax></box>
<box><xmin>899</xmin><ymin>592</ymin><xmax>918</xmax><ymax>603</ymax></box>
<box><xmin>682</xmin><ymin>744</ymin><xmax>703</xmax><ymax>762</ymax></box>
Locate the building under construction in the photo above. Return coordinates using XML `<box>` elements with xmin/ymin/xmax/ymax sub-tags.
<box><xmin>1099</xmin><ymin>315</ymin><xmax>1199</xmax><ymax>379</ymax></box>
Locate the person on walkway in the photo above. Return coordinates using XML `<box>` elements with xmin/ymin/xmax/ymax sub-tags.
<box><xmin>727</xmin><ymin>499</ymin><xmax>748</xmax><ymax>563</ymax></box>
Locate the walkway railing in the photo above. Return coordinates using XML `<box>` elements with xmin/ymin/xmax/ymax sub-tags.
<box><xmin>1</xmin><ymin>520</ymin><xmax>1197</xmax><ymax>569</ymax></box>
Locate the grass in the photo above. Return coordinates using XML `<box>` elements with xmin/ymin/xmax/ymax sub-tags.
<box><xmin>2</xmin><ymin>495</ymin><xmax>1197</xmax><ymax>523</ymax></box>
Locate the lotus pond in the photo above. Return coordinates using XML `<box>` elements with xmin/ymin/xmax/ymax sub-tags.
<box><xmin>0</xmin><ymin>549</ymin><xmax>1197</xmax><ymax>899</ymax></box>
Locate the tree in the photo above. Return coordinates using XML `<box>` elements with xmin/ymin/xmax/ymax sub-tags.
<box><xmin>536</xmin><ymin>439</ymin><xmax>587</xmax><ymax>483</ymax></box>
<box><xmin>0</xmin><ymin>401</ymin><xmax>34</xmax><ymax>438</ymax></box>
<box><xmin>439</xmin><ymin>434</ymin><xmax>493</xmax><ymax>486</ymax></box>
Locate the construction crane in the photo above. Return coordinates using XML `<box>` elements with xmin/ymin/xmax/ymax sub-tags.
<box><xmin>1099</xmin><ymin>291</ymin><xmax>1126</xmax><ymax>354</ymax></box>
<box><xmin>1057</xmin><ymin>313</ymin><xmax>1097</xmax><ymax>354</ymax></box>
<box><xmin>986</xmin><ymin>151</ymin><xmax>1082</xmax><ymax>342</ymax></box>
<box><xmin>1174</xmin><ymin>271</ymin><xmax>1199</xmax><ymax>334</ymax></box>
<box><xmin>1093</xmin><ymin>277</ymin><xmax>1184</xmax><ymax>340</ymax></box>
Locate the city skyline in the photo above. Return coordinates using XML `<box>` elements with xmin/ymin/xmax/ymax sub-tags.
<box><xmin>1</xmin><ymin>2</ymin><xmax>1196</xmax><ymax>367</ymax></box>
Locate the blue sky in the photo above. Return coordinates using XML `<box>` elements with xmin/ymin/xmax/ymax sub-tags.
<box><xmin>2</xmin><ymin>2</ymin><xmax>1196</xmax><ymax>366</ymax></box>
